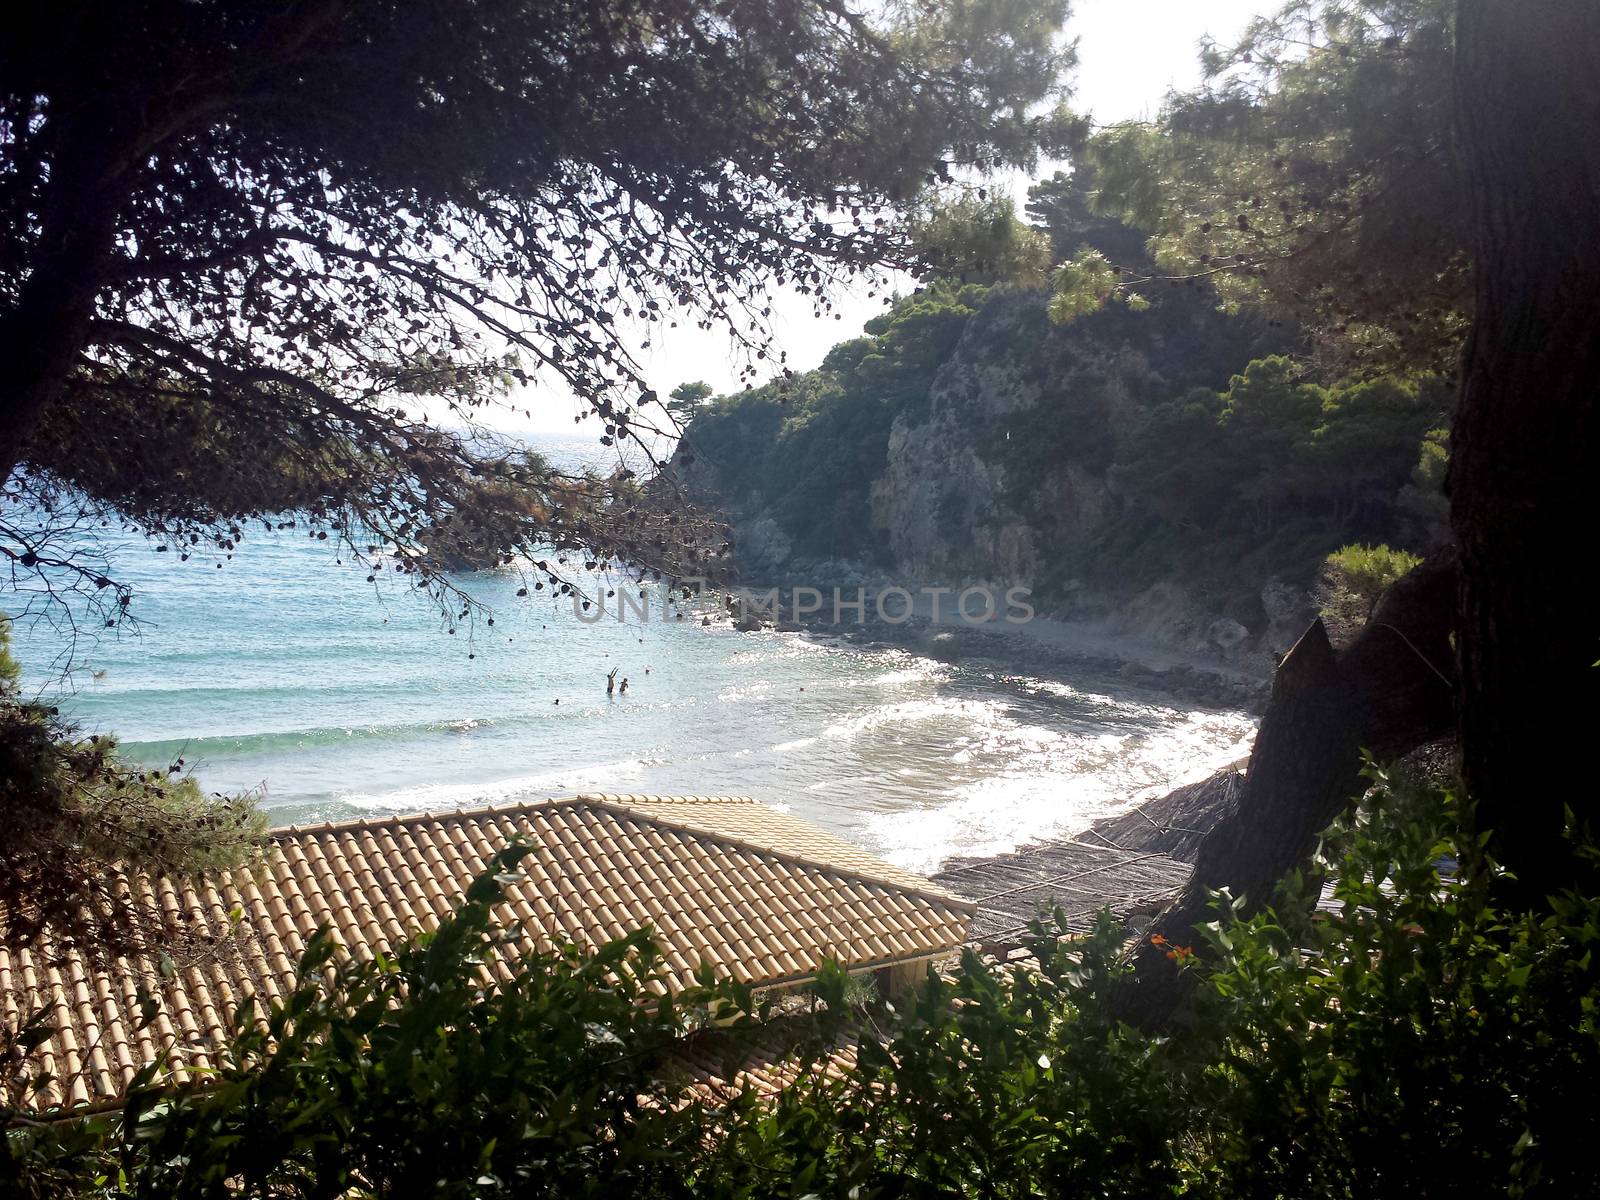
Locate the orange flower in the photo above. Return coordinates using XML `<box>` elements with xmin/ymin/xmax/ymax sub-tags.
<box><xmin>1149</xmin><ymin>933</ymin><xmax>1168</xmax><ymax>946</ymax></box>
<box><xmin>1166</xmin><ymin>944</ymin><xmax>1195</xmax><ymax>963</ymax></box>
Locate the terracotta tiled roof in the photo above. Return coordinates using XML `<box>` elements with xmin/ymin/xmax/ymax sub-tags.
<box><xmin>1</xmin><ymin>794</ymin><xmax>970</xmax><ymax>1113</ymax></box>
<box><xmin>577</xmin><ymin>794</ymin><xmax>965</xmax><ymax>904</ymax></box>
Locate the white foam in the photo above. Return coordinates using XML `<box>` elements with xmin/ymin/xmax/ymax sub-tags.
<box><xmin>332</xmin><ymin>757</ymin><xmax>649</xmax><ymax>814</ymax></box>
<box><xmin>865</xmin><ymin>704</ymin><xmax>1256</xmax><ymax>874</ymax></box>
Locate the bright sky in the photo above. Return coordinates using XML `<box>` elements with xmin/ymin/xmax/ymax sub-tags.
<box><xmin>499</xmin><ymin>0</ymin><xmax>1268</xmax><ymax>434</ymax></box>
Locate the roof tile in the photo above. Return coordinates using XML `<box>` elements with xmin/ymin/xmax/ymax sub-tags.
<box><xmin>3</xmin><ymin>794</ymin><xmax>966</xmax><ymax>1113</ymax></box>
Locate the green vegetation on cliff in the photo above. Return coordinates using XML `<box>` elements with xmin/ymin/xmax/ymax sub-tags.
<box><xmin>1099</xmin><ymin>358</ymin><xmax>1449</xmax><ymax>593</ymax></box>
<box><xmin>680</xmin><ymin>283</ymin><xmax>989</xmax><ymax>561</ymax></box>
<box><xmin>674</xmin><ymin>0</ymin><xmax>1469</xmax><ymax>612</ymax></box>
<box><xmin>675</xmin><ymin>174</ymin><xmax>1449</xmax><ymax>607</ymax></box>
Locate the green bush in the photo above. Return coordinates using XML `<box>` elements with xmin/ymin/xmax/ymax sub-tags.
<box><xmin>1179</xmin><ymin>773</ymin><xmax>1600</xmax><ymax>1197</ymax></box>
<box><xmin>1</xmin><ymin>620</ymin><xmax>262</xmax><ymax>959</ymax></box>
<box><xmin>1325</xmin><ymin>542</ymin><xmax>1426</xmax><ymax>601</ymax></box>
<box><xmin>711</xmin><ymin>770</ymin><xmax>1600</xmax><ymax>1197</ymax></box>
<box><xmin>8</xmin><ymin>775</ymin><xmax>1599</xmax><ymax>1198</ymax></box>
<box><xmin>1319</xmin><ymin>541</ymin><xmax>1425</xmax><ymax>640</ymax></box>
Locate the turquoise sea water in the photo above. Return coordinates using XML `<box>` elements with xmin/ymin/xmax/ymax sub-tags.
<box><xmin>8</xmin><ymin>434</ymin><xmax>1255</xmax><ymax>874</ymax></box>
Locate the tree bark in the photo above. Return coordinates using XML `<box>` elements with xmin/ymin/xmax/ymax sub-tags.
<box><xmin>1118</xmin><ymin>551</ymin><xmax>1457</xmax><ymax>1027</ymax></box>
<box><xmin>1453</xmin><ymin>1</ymin><xmax>1600</xmax><ymax>899</ymax></box>
<box><xmin>0</xmin><ymin>118</ymin><xmax>125</xmax><ymax>486</ymax></box>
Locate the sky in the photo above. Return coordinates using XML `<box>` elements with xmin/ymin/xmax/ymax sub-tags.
<box><xmin>500</xmin><ymin>0</ymin><xmax>1270</xmax><ymax>435</ymax></box>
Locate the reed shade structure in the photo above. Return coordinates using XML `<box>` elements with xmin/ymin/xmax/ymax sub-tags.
<box><xmin>934</xmin><ymin>839</ymin><xmax>1192</xmax><ymax>945</ymax></box>
<box><xmin>1</xmin><ymin>794</ymin><xmax>971</xmax><ymax>1113</ymax></box>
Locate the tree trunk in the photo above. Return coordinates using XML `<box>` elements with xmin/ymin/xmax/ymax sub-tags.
<box><xmin>1118</xmin><ymin>551</ymin><xmax>1457</xmax><ymax>1027</ymax></box>
<box><xmin>0</xmin><ymin>121</ymin><xmax>124</xmax><ymax>486</ymax></box>
<box><xmin>1453</xmin><ymin>1</ymin><xmax>1600</xmax><ymax>899</ymax></box>
<box><xmin>0</xmin><ymin>271</ymin><xmax>104</xmax><ymax>487</ymax></box>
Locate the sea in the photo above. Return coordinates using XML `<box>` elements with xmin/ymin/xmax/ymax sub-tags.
<box><xmin>7</xmin><ymin>433</ymin><xmax>1256</xmax><ymax>875</ymax></box>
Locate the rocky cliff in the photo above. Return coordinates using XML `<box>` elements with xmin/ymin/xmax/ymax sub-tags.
<box><xmin>872</xmin><ymin>291</ymin><xmax>1114</xmax><ymax>591</ymax></box>
<box><xmin>665</xmin><ymin>284</ymin><xmax>1379</xmax><ymax>677</ymax></box>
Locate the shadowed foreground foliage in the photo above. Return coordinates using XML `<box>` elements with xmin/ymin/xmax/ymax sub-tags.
<box><xmin>2</xmin><ymin>0</ymin><xmax>1077</xmax><ymax>627</ymax></box>
<box><xmin>0</xmin><ymin>620</ymin><xmax>262</xmax><ymax>960</ymax></box>
<box><xmin>6</xmin><ymin>769</ymin><xmax>1598</xmax><ymax>1198</ymax></box>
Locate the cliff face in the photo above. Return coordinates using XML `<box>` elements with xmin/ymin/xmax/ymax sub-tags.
<box><xmin>666</xmin><ymin>285</ymin><xmax>1323</xmax><ymax>672</ymax></box>
<box><xmin>873</xmin><ymin>292</ymin><xmax>1114</xmax><ymax>590</ymax></box>
<box><xmin>865</xmin><ymin>292</ymin><xmax>1318</xmax><ymax>671</ymax></box>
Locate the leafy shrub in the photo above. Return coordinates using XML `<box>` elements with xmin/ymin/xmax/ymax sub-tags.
<box><xmin>1325</xmin><ymin>542</ymin><xmax>1426</xmax><ymax>601</ymax></box>
<box><xmin>8</xmin><ymin>774</ymin><xmax>1598</xmax><ymax>1198</ymax></box>
<box><xmin>1181</xmin><ymin>771</ymin><xmax>1600</xmax><ymax>1197</ymax></box>
<box><xmin>0</xmin><ymin>620</ymin><xmax>262</xmax><ymax>957</ymax></box>
<box><xmin>1318</xmin><ymin>541</ymin><xmax>1425</xmax><ymax>641</ymax></box>
<box><xmin>709</xmin><ymin>770</ymin><xmax>1600</xmax><ymax>1198</ymax></box>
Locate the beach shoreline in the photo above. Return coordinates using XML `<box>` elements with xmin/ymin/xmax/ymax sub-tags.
<box><xmin>734</xmin><ymin>591</ymin><xmax>1271</xmax><ymax>714</ymax></box>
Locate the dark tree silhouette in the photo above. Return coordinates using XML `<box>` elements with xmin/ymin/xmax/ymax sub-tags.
<box><xmin>1451</xmin><ymin>0</ymin><xmax>1600</xmax><ymax>897</ymax></box>
<box><xmin>1</xmin><ymin>0</ymin><xmax>1075</xmax><ymax>621</ymax></box>
<box><xmin>1121</xmin><ymin>0</ymin><xmax>1600</xmax><ymax>1020</ymax></box>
